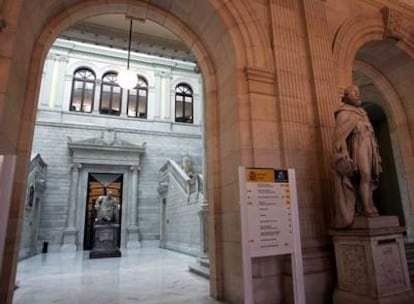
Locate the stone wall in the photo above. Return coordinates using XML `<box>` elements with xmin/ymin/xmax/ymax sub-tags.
<box><xmin>26</xmin><ymin>39</ymin><xmax>204</xmax><ymax>251</ymax></box>
<box><xmin>159</xmin><ymin>160</ymin><xmax>203</xmax><ymax>256</ymax></box>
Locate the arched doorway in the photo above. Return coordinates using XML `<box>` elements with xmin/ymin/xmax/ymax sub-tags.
<box><xmin>0</xmin><ymin>1</ymin><xmax>258</xmax><ymax>303</ymax></box>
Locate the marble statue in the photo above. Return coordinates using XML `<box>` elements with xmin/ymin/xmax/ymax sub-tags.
<box><xmin>333</xmin><ymin>84</ymin><xmax>382</xmax><ymax>228</ymax></box>
<box><xmin>94</xmin><ymin>190</ymin><xmax>120</xmax><ymax>224</ymax></box>
<box><xmin>181</xmin><ymin>154</ymin><xmax>194</xmax><ymax>177</ymax></box>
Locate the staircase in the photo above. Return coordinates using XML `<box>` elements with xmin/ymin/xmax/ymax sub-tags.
<box><xmin>405</xmin><ymin>242</ymin><xmax>414</xmax><ymax>284</ymax></box>
<box><xmin>189</xmin><ymin>257</ymin><xmax>210</xmax><ymax>279</ymax></box>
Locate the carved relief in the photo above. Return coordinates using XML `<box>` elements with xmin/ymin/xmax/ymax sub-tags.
<box><xmin>337</xmin><ymin>244</ymin><xmax>369</xmax><ymax>294</ymax></box>
<box><xmin>376</xmin><ymin>243</ymin><xmax>405</xmax><ymax>294</ymax></box>
<box><xmin>382</xmin><ymin>7</ymin><xmax>414</xmax><ymax>48</ymax></box>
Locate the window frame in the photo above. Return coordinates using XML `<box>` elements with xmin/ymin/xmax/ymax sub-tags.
<box><xmin>69</xmin><ymin>67</ymin><xmax>96</xmax><ymax>113</ymax></box>
<box><xmin>127</xmin><ymin>76</ymin><xmax>148</xmax><ymax>119</ymax></box>
<box><xmin>99</xmin><ymin>71</ymin><xmax>122</xmax><ymax>116</ymax></box>
<box><xmin>175</xmin><ymin>83</ymin><xmax>193</xmax><ymax>124</ymax></box>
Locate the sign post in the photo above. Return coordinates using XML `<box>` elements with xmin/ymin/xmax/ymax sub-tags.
<box><xmin>239</xmin><ymin>167</ymin><xmax>305</xmax><ymax>304</ymax></box>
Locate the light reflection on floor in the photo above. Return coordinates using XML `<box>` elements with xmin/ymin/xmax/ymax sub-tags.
<box><xmin>13</xmin><ymin>248</ymin><xmax>224</xmax><ymax>304</ymax></box>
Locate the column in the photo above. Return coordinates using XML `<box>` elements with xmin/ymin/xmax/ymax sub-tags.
<box><xmin>54</xmin><ymin>55</ymin><xmax>69</xmax><ymax>109</ymax></box>
<box><xmin>47</xmin><ymin>55</ymin><xmax>60</xmax><ymax>108</ymax></box>
<box><xmin>38</xmin><ymin>55</ymin><xmax>54</xmax><ymax>107</ymax></box>
<box><xmin>153</xmin><ymin>70</ymin><xmax>162</xmax><ymax>119</ymax></box>
<box><xmin>161</xmin><ymin>71</ymin><xmax>172</xmax><ymax>120</ymax></box>
<box><xmin>198</xmin><ymin>203</ymin><xmax>209</xmax><ymax>259</ymax></box>
<box><xmin>62</xmin><ymin>163</ymin><xmax>81</xmax><ymax>251</ymax></box>
<box><xmin>126</xmin><ymin>165</ymin><xmax>140</xmax><ymax>248</ymax></box>
<box><xmin>92</xmin><ymin>79</ymin><xmax>101</xmax><ymax>114</ymax></box>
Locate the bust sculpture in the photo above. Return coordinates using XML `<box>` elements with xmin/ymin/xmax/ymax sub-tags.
<box><xmin>333</xmin><ymin>84</ymin><xmax>382</xmax><ymax>228</ymax></box>
<box><xmin>94</xmin><ymin>190</ymin><xmax>120</xmax><ymax>224</ymax></box>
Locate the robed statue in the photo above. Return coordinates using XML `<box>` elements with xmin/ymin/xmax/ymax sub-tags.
<box><xmin>333</xmin><ymin>84</ymin><xmax>382</xmax><ymax>228</ymax></box>
<box><xmin>94</xmin><ymin>190</ymin><xmax>120</xmax><ymax>224</ymax></box>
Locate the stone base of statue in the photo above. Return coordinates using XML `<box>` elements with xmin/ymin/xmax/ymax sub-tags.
<box><xmin>89</xmin><ymin>223</ymin><xmax>121</xmax><ymax>259</ymax></box>
<box><xmin>329</xmin><ymin>216</ymin><xmax>413</xmax><ymax>304</ymax></box>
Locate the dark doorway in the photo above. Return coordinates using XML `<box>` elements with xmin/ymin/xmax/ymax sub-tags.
<box><xmin>83</xmin><ymin>173</ymin><xmax>123</xmax><ymax>250</ymax></box>
<box><xmin>363</xmin><ymin>103</ymin><xmax>405</xmax><ymax>225</ymax></box>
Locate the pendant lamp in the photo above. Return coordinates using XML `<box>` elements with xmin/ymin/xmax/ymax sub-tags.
<box><xmin>118</xmin><ymin>19</ymin><xmax>137</xmax><ymax>90</ymax></box>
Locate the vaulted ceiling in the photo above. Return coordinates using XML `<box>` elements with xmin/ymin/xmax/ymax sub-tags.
<box><xmin>61</xmin><ymin>14</ymin><xmax>196</xmax><ymax>63</ymax></box>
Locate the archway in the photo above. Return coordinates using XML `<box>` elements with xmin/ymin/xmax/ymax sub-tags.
<box><xmin>333</xmin><ymin>9</ymin><xmax>414</xmax><ymax>240</ymax></box>
<box><xmin>0</xmin><ymin>1</ymin><xmax>253</xmax><ymax>303</ymax></box>
<box><xmin>351</xmin><ymin>38</ymin><xmax>414</xmax><ymax>239</ymax></box>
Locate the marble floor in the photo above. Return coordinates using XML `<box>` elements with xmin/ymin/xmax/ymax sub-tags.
<box><xmin>13</xmin><ymin>248</ymin><xmax>225</xmax><ymax>304</ymax></box>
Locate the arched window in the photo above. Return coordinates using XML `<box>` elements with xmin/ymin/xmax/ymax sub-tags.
<box><xmin>127</xmin><ymin>76</ymin><xmax>148</xmax><ymax>118</ymax></box>
<box><xmin>70</xmin><ymin>68</ymin><xmax>95</xmax><ymax>112</ymax></box>
<box><xmin>100</xmin><ymin>72</ymin><xmax>122</xmax><ymax>115</ymax></box>
<box><xmin>175</xmin><ymin>83</ymin><xmax>193</xmax><ymax>123</ymax></box>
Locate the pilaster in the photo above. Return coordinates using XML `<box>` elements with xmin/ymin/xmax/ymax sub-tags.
<box><xmin>62</xmin><ymin>163</ymin><xmax>81</xmax><ymax>251</ymax></box>
<box><xmin>126</xmin><ymin>165</ymin><xmax>140</xmax><ymax>248</ymax></box>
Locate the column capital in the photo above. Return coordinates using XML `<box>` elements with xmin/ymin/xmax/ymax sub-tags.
<box><xmin>72</xmin><ymin>163</ymin><xmax>82</xmax><ymax>170</ymax></box>
<box><xmin>130</xmin><ymin>165</ymin><xmax>140</xmax><ymax>172</ymax></box>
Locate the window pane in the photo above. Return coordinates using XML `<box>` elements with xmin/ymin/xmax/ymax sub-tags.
<box><xmin>176</xmin><ymin>95</ymin><xmax>183</xmax><ymax>101</ymax></box>
<box><xmin>112</xmin><ymin>92</ymin><xmax>121</xmax><ymax>114</ymax></box>
<box><xmin>82</xmin><ymin>100</ymin><xmax>92</xmax><ymax>112</ymax></box>
<box><xmin>138</xmin><ymin>96</ymin><xmax>147</xmax><ymax>118</ymax></box>
<box><xmin>102</xmin><ymin>84</ymin><xmax>111</xmax><ymax>93</ymax></box>
<box><xmin>127</xmin><ymin>100</ymin><xmax>137</xmax><ymax>117</ymax></box>
<box><xmin>83</xmin><ymin>89</ymin><xmax>93</xmax><ymax>112</ymax></box>
<box><xmin>185</xmin><ymin>102</ymin><xmax>193</xmax><ymax>121</ymax></box>
<box><xmin>139</xmin><ymin>89</ymin><xmax>147</xmax><ymax>96</ymax></box>
<box><xmin>100</xmin><ymin>91</ymin><xmax>110</xmax><ymax>112</ymax></box>
<box><xmin>71</xmin><ymin>98</ymin><xmax>81</xmax><ymax>111</ymax></box>
<box><xmin>176</xmin><ymin>100</ymin><xmax>183</xmax><ymax>120</ymax></box>
<box><xmin>74</xmin><ymin>81</ymin><xmax>83</xmax><ymax>90</ymax></box>
<box><xmin>128</xmin><ymin>89</ymin><xmax>137</xmax><ymax>98</ymax></box>
<box><xmin>113</xmin><ymin>86</ymin><xmax>121</xmax><ymax>94</ymax></box>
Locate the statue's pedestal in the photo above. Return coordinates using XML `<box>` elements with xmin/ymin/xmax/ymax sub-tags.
<box><xmin>89</xmin><ymin>224</ymin><xmax>121</xmax><ymax>259</ymax></box>
<box><xmin>330</xmin><ymin>216</ymin><xmax>413</xmax><ymax>304</ymax></box>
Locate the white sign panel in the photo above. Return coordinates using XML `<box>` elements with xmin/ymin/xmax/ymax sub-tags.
<box><xmin>246</xmin><ymin>178</ymin><xmax>293</xmax><ymax>257</ymax></box>
<box><xmin>239</xmin><ymin>167</ymin><xmax>305</xmax><ymax>304</ymax></box>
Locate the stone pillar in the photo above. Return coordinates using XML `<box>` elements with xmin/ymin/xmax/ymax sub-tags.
<box><xmin>126</xmin><ymin>165</ymin><xmax>140</xmax><ymax>248</ymax></box>
<box><xmin>161</xmin><ymin>71</ymin><xmax>172</xmax><ymax>120</ymax></box>
<box><xmin>153</xmin><ymin>70</ymin><xmax>162</xmax><ymax>119</ymax></box>
<box><xmin>62</xmin><ymin>163</ymin><xmax>81</xmax><ymax>251</ymax></box>
<box><xmin>92</xmin><ymin>79</ymin><xmax>101</xmax><ymax>114</ymax></box>
<box><xmin>330</xmin><ymin>216</ymin><xmax>413</xmax><ymax>304</ymax></box>
<box><xmin>38</xmin><ymin>55</ymin><xmax>54</xmax><ymax>107</ymax></box>
<box><xmin>54</xmin><ymin>55</ymin><xmax>68</xmax><ymax>109</ymax></box>
<box><xmin>198</xmin><ymin>203</ymin><xmax>209</xmax><ymax>258</ymax></box>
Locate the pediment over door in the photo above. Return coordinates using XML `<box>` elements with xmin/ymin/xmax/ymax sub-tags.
<box><xmin>68</xmin><ymin>129</ymin><xmax>146</xmax><ymax>166</ymax></box>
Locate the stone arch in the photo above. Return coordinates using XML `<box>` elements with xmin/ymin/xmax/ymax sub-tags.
<box><xmin>354</xmin><ymin>60</ymin><xmax>414</xmax><ymax>238</ymax></box>
<box><xmin>210</xmin><ymin>0</ymin><xmax>274</xmax><ymax>69</ymax></box>
<box><xmin>332</xmin><ymin>14</ymin><xmax>385</xmax><ymax>88</ymax></box>
<box><xmin>333</xmin><ymin>9</ymin><xmax>414</xmax><ymax>90</ymax></box>
<box><xmin>1</xmin><ymin>0</ymin><xmax>263</xmax><ymax>302</ymax></box>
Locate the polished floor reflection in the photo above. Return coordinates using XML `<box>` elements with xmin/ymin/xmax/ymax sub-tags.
<box><xmin>14</xmin><ymin>248</ymin><xmax>224</xmax><ymax>304</ymax></box>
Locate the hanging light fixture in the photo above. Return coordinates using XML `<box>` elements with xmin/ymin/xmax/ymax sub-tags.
<box><xmin>118</xmin><ymin>18</ymin><xmax>137</xmax><ymax>90</ymax></box>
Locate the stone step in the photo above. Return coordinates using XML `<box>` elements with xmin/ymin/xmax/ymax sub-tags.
<box><xmin>189</xmin><ymin>263</ymin><xmax>210</xmax><ymax>279</ymax></box>
<box><xmin>199</xmin><ymin>257</ymin><xmax>210</xmax><ymax>268</ymax></box>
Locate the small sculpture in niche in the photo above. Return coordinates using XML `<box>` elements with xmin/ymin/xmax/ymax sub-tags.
<box><xmin>94</xmin><ymin>189</ymin><xmax>120</xmax><ymax>224</ymax></box>
<box><xmin>181</xmin><ymin>154</ymin><xmax>194</xmax><ymax>177</ymax></box>
<box><xmin>333</xmin><ymin>84</ymin><xmax>382</xmax><ymax>228</ymax></box>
